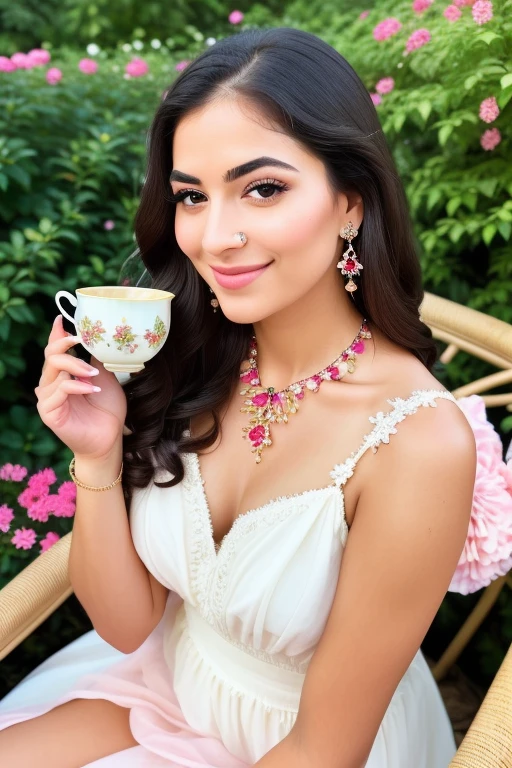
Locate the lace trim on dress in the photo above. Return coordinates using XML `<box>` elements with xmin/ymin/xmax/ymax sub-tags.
<box><xmin>329</xmin><ymin>389</ymin><xmax>458</xmax><ymax>488</ymax></box>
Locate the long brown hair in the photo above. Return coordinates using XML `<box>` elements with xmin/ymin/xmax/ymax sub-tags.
<box><xmin>121</xmin><ymin>27</ymin><xmax>437</xmax><ymax>507</ymax></box>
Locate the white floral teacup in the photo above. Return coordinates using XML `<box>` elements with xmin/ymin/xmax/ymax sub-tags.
<box><xmin>55</xmin><ymin>286</ymin><xmax>175</xmax><ymax>373</ymax></box>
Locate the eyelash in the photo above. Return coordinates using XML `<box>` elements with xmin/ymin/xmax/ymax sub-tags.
<box><xmin>168</xmin><ymin>178</ymin><xmax>290</xmax><ymax>207</ymax></box>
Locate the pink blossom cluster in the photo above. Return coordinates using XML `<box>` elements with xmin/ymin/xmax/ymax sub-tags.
<box><xmin>359</xmin><ymin>10</ymin><xmax>370</xmax><ymax>20</ymax></box>
<box><xmin>375</xmin><ymin>77</ymin><xmax>395</xmax><ymax>95</ymax></box>
<box><xmin>444</xmin><ymin>5</ymin><xmax>462</xmax><ymax>21</ymax></box>
<box><xmin>104</xmin><ymin>219</ymin><xmax>115</xmax><ymax>230</ymax></box>
<box><xmin>175</xmin><ymin>60</ymin><xmax>190</xmax><ymax>72</ymax></box>
<box><xmin>373</xmin><ymin>17</ymin><xmax>402</xmax><ymax>41</ymax></box>
<box><xmin>0</xmin><ymin>463</ymin><xmax>28</xmax><ymax>481</ymax></box>
<box><xmin>479</xmin><ymin>96</ymin><xmax>500</xmax><ymax>123</ymax></box>
<box><xmin>78</xmin><ymin>58</ymin><xmax>98</xmax><ymax>75</ymax></box>
<box><xmin>412</xmin><ymin>0</ymin><xmax>433</xmax><ymax>14</ymax></box>
<box><xmin>228</xmin><ymin>10</ymin><xmax>244</xmax><ymax>24</ymax></box>
<box><xmin>472</xmin><ymin>0</ymin><xmax>493</xmax><ymax>23</ymax></box>
<box><xmin>0</xmin><ymin>48</ymin><xmax>50</xmax><ymax>72</ymax></box>
<box><xmin>125</xmin><ymin>58</ymin><xmax>149</xmax><ymax>78</ymax></box>
<box><xmin>450</xmin><ymin>395</ymin><xmax>512</xmax><ymax>594</ymax></box>
<box><xmin>480</xmin><ymin>128</ymin><xmax>501</xmax><ymax>151</ymax></box>
<box><xmin>405</xmin><ymin>28</ymin><xmax>432</xmax><ymax>53</ymax></box>
<box><xmin>0</xmin><ymin>463</ymin><xmax>74</xmax><ymax>553</ymax></box>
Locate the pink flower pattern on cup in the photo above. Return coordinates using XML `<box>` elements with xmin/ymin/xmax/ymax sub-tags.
<box><xmin>113</xmin><ymin>318</ymin><xmax>139</xmax><ymax>354</ymax></box>
<box><xmin>77</xmin><ymin>316</ymin><xmax>106</xmax><ymax>348</ymax></box>
<box><xmin>143</xmin><ymin>316</ymin><xmax>167</xmax><ymax>350</ymax></box>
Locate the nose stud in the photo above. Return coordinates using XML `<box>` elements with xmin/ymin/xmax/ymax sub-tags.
<box><xmin>234</xmin><ymin>232</ymin><xmax>247</xmax><ymax>245</ymax></box>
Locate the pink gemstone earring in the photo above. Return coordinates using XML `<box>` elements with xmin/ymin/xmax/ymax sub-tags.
<box><xmin>337</xmin><ymin>221</ymin><xmax>363</xmax><ymax>293</ymax></box>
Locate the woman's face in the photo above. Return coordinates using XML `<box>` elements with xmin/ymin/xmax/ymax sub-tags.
<box><xmin>170</xmin><ymin>97</ymin><xmax>362</xmax><ymax>325</ymax></box>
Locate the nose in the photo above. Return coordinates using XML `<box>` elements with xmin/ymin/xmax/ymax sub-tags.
<box><xmin>201</xmin><ymin>202</ymin><xmax>246</xmax><ymax>257</ymax></box>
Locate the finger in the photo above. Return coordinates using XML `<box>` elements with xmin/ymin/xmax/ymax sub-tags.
<box><xmin>37</xmin><ymin>378</ymin><xmax>102</xmax><ymax>419</ymax></box>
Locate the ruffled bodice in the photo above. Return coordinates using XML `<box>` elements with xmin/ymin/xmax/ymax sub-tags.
<box><xmin>129</xmin><ymin>389</ymin><xmax>458</xmax><ymax>764</ymax></box>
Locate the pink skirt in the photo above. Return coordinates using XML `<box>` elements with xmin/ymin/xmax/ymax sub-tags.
<box><xmin>0</xmin><ymin>593</ymin><xmax>247</xmax><ymax>767</ymax></box>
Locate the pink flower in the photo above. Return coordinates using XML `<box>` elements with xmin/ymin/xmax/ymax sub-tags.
<box><xmin>10</xmin><ymin>464</ymin><xmax>28</xmax><ymax>481</ymax></box>
<box><xmin>479</xmin><ymin>96</ymin><xmax>500</xmax><ymax>123</ymax></box>
<box><xmin>0</xmin><ymin>504</ymin><xmax>14</xmax><ymax>533</ymax></box>
<box><xmin>413</xmin><ymin>0</ymin><xmax>433</xmax><ymax>13</ymax></box>
<box><xmin>11</xmin><ymin>52</ymin><xmax>34</xmax><ymax>70</ymax></box>
<box><xmin>359</xmin><ymin>10</ymin><xmax>370</xmax><ymax>19</ymax></box>
<box><xmin>480</xmin><ymin>127</ymin><xmax>501</xmax><ymax>151</ymax></box>
<box><xmin>30</xmin><ymin>467</ymin><xmax>57</xmax><ymax>487</ymax></box>
<box><xmin>248</xmin><ymin>425</ymin><xmax>265</xmax><ymax>447</ymax></box>
<box><xmin>125</xmin><ymin>58</ymin><xmax>149</xmax><ymax>77</ymax></box>
<box><xmin>370</xmin><ymin>93</ymin><xmax>382</xmax><ymax>106</ymax></box>
<box><xmin>40</xmin><ymin>532</ymin><xmax>61</xmax><ymax>553</ymax></box>
<box><xmin>28</xmin><ymin>48</ymin><xmax>51</xmax><ymax>66</ymax></box>
<box><xmin>405</xmin><ymin>28</ymin><xmax>432</xmax><ymax>53</ymax></box>
<box><xmin>78</xmin><ymin>58</ymin><xmax>98</xmax><ymax>75</ymax></box>
<box><xmin>175</xmin><ymin>60</ymin><xmax>190</xmax><ymax>72</ymax></box>
<box><xmin>240</xmin><ymin>369</ymin><xmax>255</xmax><ymax>383</ymax></box>
<box><xmin>373</xmin><ymin>17</ymin><xmax>402</xmax><ymax>41</ymax></box>
<box><xmin>47</xmin><ymin>493</ymin><xmax>75</xmax><ymax>518</ymax></box>
<box><xmin>326</xmin><ymin>366</ymin><xmax>340</xmax><ymax>380</ymax></box>
<box><xmin>449</xmin><ymin>396</ymin><xmax>512</xmax><ymax>594</ymax></box>
<box><xmin>0</xmin><ymin>57</ymin><xmax>17</xmax><ymax>72</ymax></box>
<box><xmin>103</xmin><ymin>219</ymin><xmax>115</xmax><ymax>230</ymax></box>
<box><xmin>228</xmin><ymin>10</ymin><xmax>244</xmax><ymax>24</ymax></box>
<box><xmin>375</xmin><ymin>77</ymin><xmax>395</xmax><ymax>94</ymax></box>
<box><xmin>0</xmin><ymin>463</ymin><xmax>14</xmax><ymax>480</ymax></box>
<box><xmin>58</xmin><ymin>481</ymin><xmax>77</xmax><ymax>501</ymax></box>
<box><xmin>26</xmin><ymin>497</ymin><xmax>51</xmax><ymax>523</ymax></box>
<box><xmin>46</xmin><ymin>67</ymin><xmax>62</xmax><ymax>85</ymax></box>
<box><xmin>472</xmin><ymin>0</ymin><xmax>493</xmax><ymax>23</ymax></box>
<box><xmin>11</xmin><ymin>527</ymin><xmax>37</xmax><ymax>550</ymax></box>
<box><xmin>444</xmin><ymin>5</ymin><xmax>462</xmax><ymax>20</ymax></box>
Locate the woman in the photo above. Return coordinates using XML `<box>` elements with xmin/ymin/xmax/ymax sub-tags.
<box><xmin>0</xmin><ymin>27</ymin><xmax>476</xmax><ymax>768</ymax></box>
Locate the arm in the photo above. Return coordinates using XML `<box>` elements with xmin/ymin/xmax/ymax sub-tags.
<box><xmin>255</xmin><ymin>399</ymin><xmax>477</xmax><ymax>768</ymax></box>
<box><xmin>69</xmin><ymin>441</ymin><xmax>169</xmax><ymax>654</ymax></box>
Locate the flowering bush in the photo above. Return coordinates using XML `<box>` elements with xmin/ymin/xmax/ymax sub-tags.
<box><xmin>0</xmin><ymin>461</ymin><xmax>75</xmax><ymax>587</ymax></box>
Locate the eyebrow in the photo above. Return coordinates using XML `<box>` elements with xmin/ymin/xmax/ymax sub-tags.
<box><xmin>169</xmin><ymin>156</ymin><xmax>299</xmax><ymax>185</ymax></box>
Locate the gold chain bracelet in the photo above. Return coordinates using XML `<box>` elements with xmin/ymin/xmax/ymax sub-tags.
<box><xmin>69</xmin><ymin>456</ymin><xmax>123</xmax><ymax>492</ymax></box>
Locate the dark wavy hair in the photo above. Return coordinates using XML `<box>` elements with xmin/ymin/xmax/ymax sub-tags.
<box><xmin>121</xmin><ymin>26</ymin><xmax>437</xmax><ymax>507</ymax></box>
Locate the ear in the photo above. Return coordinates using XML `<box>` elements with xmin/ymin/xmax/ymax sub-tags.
<box><xmin>337</xmin><ymin>190</ymin><xmax>364</xmax><ymax>231</ymax></box>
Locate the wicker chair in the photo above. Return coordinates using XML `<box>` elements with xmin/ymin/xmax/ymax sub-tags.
<box><xmin>0</xmin><ymin>291</ymin><xmax>511</xmax><ymax>766</ymax></box>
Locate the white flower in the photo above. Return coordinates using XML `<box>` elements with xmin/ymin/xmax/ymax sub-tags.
<box><xmin>122</xmin><ymin>43</ymin><xmax>132</xmax><ymax>53</ymax></box>
<box><xmin>330</xmin><ymin>459</ymin><xmax>356</xmax><ymax>487</ymax></box>
<box><xmin>86</xmin><ymin>43</ymin><xmax>100</xmax><ymax>56</ymax></box>
<box><xmin>132</xmin><ymin>40</ymin><xmax>144</xmax><ymax>50</ymax></box>
<box><xmin>206</xmin><ymin>37</ymin><xmax>217</xmax><ymax>46</ymax></box>
<box><xmin>150</xmin><ymin>39</ymin><xmax>162</xmax><ymax>49</ymax></box>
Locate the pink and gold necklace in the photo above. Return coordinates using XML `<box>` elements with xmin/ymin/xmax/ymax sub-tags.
<box><xmin>239</xmin><ymin>319</ymin><xmax>371</xmax><ymax>463</ymax></box>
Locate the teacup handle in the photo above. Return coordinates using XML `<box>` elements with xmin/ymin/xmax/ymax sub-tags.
<box><xmin>55</xmin><ymin>290</ymin><xmax>78</xmax><ymax>328</ymax></box>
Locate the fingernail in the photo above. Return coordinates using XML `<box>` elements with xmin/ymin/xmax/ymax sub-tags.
<box><xmin>91</xmin><ymin>385</ymin><xmax>101</xmax><ymax>392</ymax></box>
<box><xmin>83</xmin><ymin>367</ymin><xmax>100</xmax><ymax>376</ymax></box>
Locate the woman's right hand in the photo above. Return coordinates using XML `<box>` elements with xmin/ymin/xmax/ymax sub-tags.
<box><xmin>35</xmin><ymin>315</ymin><xmax>128</xmax><ymax>460</ymax></box>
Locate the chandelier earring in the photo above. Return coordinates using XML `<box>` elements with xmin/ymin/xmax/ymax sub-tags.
<box><xmin>209</xmin><ymin>287</ymin><xmax>219</xmax><ymax>313</ymax></box>
<box><xmin>337</xmin><ymin>221</ymin><xmax>363</xmax><ymax>294</ymax></box>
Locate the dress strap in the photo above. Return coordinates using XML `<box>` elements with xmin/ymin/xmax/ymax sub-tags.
<box><xmin>329</xmin><ymin>389</ymin><xmax>458</xmax><ymax>489</ymax></box>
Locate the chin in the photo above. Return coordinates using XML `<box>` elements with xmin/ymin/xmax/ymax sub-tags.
<box><xmin>217</xmin><ymin>298</ymin><xmax>278</xmax><ymax>326</ymax></box>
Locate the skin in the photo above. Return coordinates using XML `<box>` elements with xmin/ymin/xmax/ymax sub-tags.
<box><xmin>0</xmin><ymin>96</ymin><xmax>477</xmax><ymax>767</ymax></box>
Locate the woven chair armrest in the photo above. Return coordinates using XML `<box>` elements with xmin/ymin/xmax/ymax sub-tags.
<box><xmin>450</xmin><ymin>643</ymin><xmax>512</xmax><ymax>767</ymax></box>
<box><xmin>0</xmin><ymin>532</ymin><xmax>73</xmax><ymax>661</ymax></box>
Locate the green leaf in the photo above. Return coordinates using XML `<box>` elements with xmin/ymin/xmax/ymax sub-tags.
<box><xmin>0</xmin><ymin>173</ymin><xmax>8</xmax><ymax>192</ymax></box>
<box><xmin>23</xmin><ymin>228</ymin><xmax>44</xmax><ymax>243</ymax></box>
<box><xmin>0</xmin><ymin>315</ymin><xmax>11</xmax><ymax>341</ymax></box>
<box><xmin>90</xmin><ymin>255</ymin><xmax>105</xmax><ymax>275</ymax></box>
<box><xmin>427</xmin><ymin>187</ymin><xmax>443</xmax><ymax>211</ymax></box>
<box><xmin>500</xmin><ymin>73</ymin><xmax>512</xmax><ymax>90</ymax></box>
<box><xmin>478</xmin><ymin>31</ymin><xmax>501</xmax><ymax>45</ymax></box>
<box><xmin>482</xmin><ymin>223</ymin><xmax>496</xmax><ymax>245</ymax></box>
<box><xmin>0</xmin><ymin>429</ymin><xmax>24</xmax><ymax>450</ymax></box>
<box><xmin>498</xmin><ymin>222</ymin><xmax>512</xmax><ymax>241</ymax></box>
<box><xmin>439</xmin><ymin>124</ymin><xmax>453</xmax><ymax>146</ymax></box>
<box><xmin>39</xmin><ymin>218</ymin><xmax>53</xmax><ymax>235</ymax></box>
<box><xmin>5</xmin><ymin>304</ymin><xmax>36</xmax><ymax>323</ymax></box>
<box><xmin>416</xmin><ymin>101</ymin><xmax>431</xmax><ymax>123</ymax></box>
<box><xmin>464</xmin><ymin>75</ymin><xmax>479</xmax><ymax>91</ymax></box>
<box><xmin>31</xmin><ymin>432</ymin><xmax>58</xmax><ymax>457</ymax></box>
<box><xmin>447</xmin><ymin>197</ymin><xmax>462</xmax><ymax>216</ymax></box>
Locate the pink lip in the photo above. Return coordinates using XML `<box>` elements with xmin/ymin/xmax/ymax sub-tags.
<box><xmin>212</xmin><ymin>264</ymin><xmax>271</xmax><ymax>290</ymax></box>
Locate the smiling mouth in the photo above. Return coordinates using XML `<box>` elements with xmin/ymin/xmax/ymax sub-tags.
<box><xmin>211</xmin><ymin>263</ymin><xmax>272</xmax><ymax>290</ymax></box>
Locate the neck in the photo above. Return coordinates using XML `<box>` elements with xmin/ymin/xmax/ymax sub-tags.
<box><xmin>251</xmin><ymin>273</ymin><xmax>366</xmax><ymax>391</ymax></box>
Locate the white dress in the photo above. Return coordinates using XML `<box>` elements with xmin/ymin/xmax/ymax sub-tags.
<box><xmin>0</xmin><ymin>389</ymin><xmax>458</xmax><ymax>767</ymax></box>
